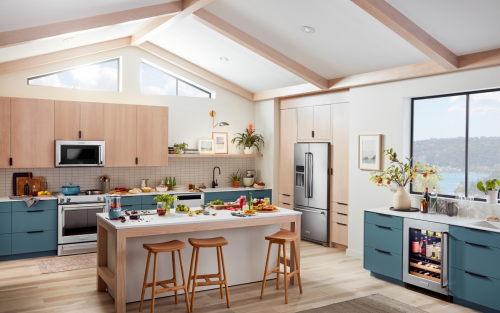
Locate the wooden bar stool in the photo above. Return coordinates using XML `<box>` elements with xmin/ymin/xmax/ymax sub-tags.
<box><xmin>260</xmin><ymin>230</ymin><xmax>302</xmax><ymax>304</ymax></box>
<box><xmin>140</xmin><ymin>240</ymin><xmax>190</xmax><ymax>313</ymax></box>
<box><xmin>187</xmin><ymin>237</ymin><xmax>230</xmax><ymax>312</ymax></box>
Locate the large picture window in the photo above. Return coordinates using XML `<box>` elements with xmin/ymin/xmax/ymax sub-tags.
<box><xmin>411</xmin><ymin>88</ymin><xmax>500</xmax><ymax>198</ymax></box>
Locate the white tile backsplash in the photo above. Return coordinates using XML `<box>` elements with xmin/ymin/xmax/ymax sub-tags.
<box><xmin>0</xmin><ymin>158</ymin><xmax>255</xmax><ymax>196</ymax></box>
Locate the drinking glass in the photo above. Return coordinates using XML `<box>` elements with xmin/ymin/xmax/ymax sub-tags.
<box><xmin>456</xmin><ymin>194</ymin><xmax>466</xmax><ymax>217</ymax></box>
<box><xmin>466</xmin><ymin>196</ymin><xmax>475</xmax><ymax>219</ymax></box>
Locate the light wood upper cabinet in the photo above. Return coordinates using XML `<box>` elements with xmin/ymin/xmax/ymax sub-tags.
<box><xmin>0</xmin><ymin>97</ymin><xmax>10</xmax><ymax>168</ymax></box>
<box><xmin>331</xmin><ymin>103</ymin><xmax>349</xmax><ymax>204</ymax></box>
<box><xmin>297</xmin><ymin>106</ymin><xmax>314</xmax><ymax>140</ymax></box>
<box><xmin>104</xmin><ymin>103</ymin><xmax>137</xmax><ymax>167</ymax></box>
<box><xmin>55</xmin><ymin>101</ymin><xmax>80</xmax><ymax>140</ymax></box>
<box><xmin>297</xmin><ymin>105</ymin><xmax>331</xmax><ymax>140</ymax></box>
<box><xmin>81</xmin><ymin>102</ymin><xmax>104</xmax><ymax>140</ymax></box>
<box><xmin>137</xmin><ymin>105</ymin><xmax>168</xmax><ymax>166</ymax></box>
<box><xmin>279</xmin><ymin>108</ymin><xmax>297</xmax><ymax>196</ymax></box>
<box><xmin>11</xmin><ymin>98</ymin><xmax>54</xmax><ymax>168</ymax></box>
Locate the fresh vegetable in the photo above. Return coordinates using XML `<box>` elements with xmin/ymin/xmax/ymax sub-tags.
<box><xmin>210</xmin><ymin>200</ymin><xmax>224</xmax><ymax>205</ymax></box>
<box><xmin>176</xmin><ymin>204</ymin><xmax>190</xmax><ymax>212</ymax></box>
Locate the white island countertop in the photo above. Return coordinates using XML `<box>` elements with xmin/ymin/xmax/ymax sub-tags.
<box><xmin>119</xmin><ymin>187</ymin><xmax>271</xmax><ymax>197</ymax></box>
<box><xmin>365</xmin><ymin>207</ymin><xmax>500</xmax><ymax>234</ymax></box>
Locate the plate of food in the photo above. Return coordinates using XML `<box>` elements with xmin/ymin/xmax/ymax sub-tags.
<box><xmin>254</xmin><ymin>204</ymin><xmax>279</xmax><ymax>213</ymax></box>
<box><xmin>242</xmin><ymin>209</ymin><xmax>256</xmax><ymax>215</ymax></box>
<box><xmin>253</xmin><ymin>182</ymin><xmax>265</xmax><ymax>189</ymax></box>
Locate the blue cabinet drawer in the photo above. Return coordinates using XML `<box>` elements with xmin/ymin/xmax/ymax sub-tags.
<box><xmin>121</xmin><ymin>204</ymin><xmax>142</xmax><ymax>212</ymax></box>
<box><xmin>364</xmin><ymin>246</ymin><xmax>402</xmax><ymax>280</ymax></box>
<box><xmin>450</xmin><ymin>267</ymin><xmax>500</xmax><ymax>311</ymax></box>
<box><xmin>252</xmin><ymin>190</ymin><xmax>272</xmax><ymax>199</ymax></box>
<box><xmin>450</xmin><ymin>225</ymin><xmax>500</xmax><ymax>249</ymax></box>
<box><xmin>0</xmin><ymin>234</ymin><xmax>11</xmax><ymax>256</ymax></box>
<box><xmin>450</xmin><ymin>239</ymin><xmax>500</xmax><ymax>280</ymax></box>
<box><xmin>0</xmin><ymin>212</ymin><xmax>11</xmax><ymax>234</ymax></box>
<box><xmin>141</xmin><ymin>195</ymin><xmax>157</xmax><ymax>205</ymax></box>
<box><xmin>142</xmin><ymin>204</ymin><xmax>158</xmax><ymax>211</ymax></box>
<box><xmin>364</xmin><ymin>223</ymin><xmax>403</xmax><ymax>254</ymax></box>
<box><xmin>365</xmin><ymin>211</ymin><xmax>403</xmax><ymax>229</ymax></box>
<box><xmin>12</xmin><ymin>210</ymin><xmax>57</xmax><ymax>233</ymax></box>
<box><xmin>121</xmin><ymin>196</ymin><xmax>142</xmax><ymax>206</ymax></box>
<box><xmin>12</xmin><ymin>230</ymin><xmax>57</xmax><ymax>254</ymax></box>
<box><xmin>12</xmin><ymin>200</ymin><xmax>57</xmax><ymax>212</ymax></box>
<box><xmin>0</xmin><ymin>202</ymin><xmax>11</xmax><ymax>213</ymax></box>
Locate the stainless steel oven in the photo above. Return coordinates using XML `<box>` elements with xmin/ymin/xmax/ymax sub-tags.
<box><xmin>403</xmin><ymin>218</ymin><xmax>449</xmax><ymax>295</ymax></box>
<box><xmin>55</xmin><ymin>140</ymin><xmax>105</xmax><ymax>167</ymax></box>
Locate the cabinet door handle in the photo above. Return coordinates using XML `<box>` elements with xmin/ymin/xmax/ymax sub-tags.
<box><xmin>9</xmin><ymin>158</ymin><xmax>12</xmax><ymax>166</ymax></box>
<box><xmin>465</xmin><ymin>271</ymin><xmax>488</xmax><ymax>278</ymax></box>
<box><xmin>136</xmin><ymin>157</ymin><xmax>138</xmax><ymax>165</ymax></box>
<box><xmin>312</xmin><ymin>131</ymin><xmax>314</xmax><ymax>138</ymax></box>
<box><xmin>375</xmin><ymin>224</ymin><xmax>391</xmax><ymax>229</ymax></box>
<box><xmin>27</xmin><ymin>210</ymin><xmax>44</xmax><ymax>213</ymax></box>
<box><xmin>465</xmin><ymin>241</ymin><xmax>488</xmax><ymax>248</ymax></box>
<box><xmin>282</xmin><ymin>202</ymin><xmax>290</xmax><ymax>205</ymax></box>
<box><xmin>337</xmin><ymin>222</ymin><xmax>347</xmax><ymax>226</ymax></box>
<box><xmin>337</xmin><ymin>212</ymin><xmax>347</xmax><ymax>216</ymax></box>
<box><xmin>282</xmin><ymin>194</ymin><xmax>291</xmax><ymax>197</ymax></box>
<box><xmin>337</xmin><ymin>202</ymin><xmax>348</xmax><ymax>206</ymax></box>
<box><xmin>27</xmin><ymin>230</ymin><xmax>44</xmax><ymax>234</ymax></box>
<box><xmin>375</xmin><ymin>249</ymin><xmax>390</xmax><ymax>254</ymax></box>
<box><xmin>375</xmin><ymin>212</ymin><xmax>390</xmax><ymax>216</ymax></box>
<box><xmin>79</xmin><ymin>131</ymin><xmax>82</xmax><ymax>139</ymax></box>
<box><xmin>122</xmin><ymin>205</ymin><xmax>133</xmax><ymax>207</ymax></box>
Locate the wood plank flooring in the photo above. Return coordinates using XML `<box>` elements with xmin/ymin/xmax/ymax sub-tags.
<box><xmin>0</xmin><ymin>241</ymin><xmax>477</xmax><ymax>313</ymax></box>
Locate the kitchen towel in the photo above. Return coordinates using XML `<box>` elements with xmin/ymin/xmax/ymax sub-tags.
<box><xmin>9</xmin><ymin>196</ymin><xmax>39</xmax><ymax>207</ymax></box>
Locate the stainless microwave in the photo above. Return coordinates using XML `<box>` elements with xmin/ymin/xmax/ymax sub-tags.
<box><xmin>55</xmin><ymin>140</ymin><xmax>105</xmax><ymax>167</ymax></box>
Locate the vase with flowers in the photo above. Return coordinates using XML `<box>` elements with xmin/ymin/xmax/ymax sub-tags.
<box><xmin>153</xmin><ymin>194</ymin><xmax>178</xmax><ymax>216</ymax></box>
<box><xmin>231</xmin><ymin>123</ymin><xmax>265</xmax><ymax>154</ymax></box>
<box><xmin>369</xmin><ymin>148</ymin><xmax>443</xmax><ymax>210</ymax></box>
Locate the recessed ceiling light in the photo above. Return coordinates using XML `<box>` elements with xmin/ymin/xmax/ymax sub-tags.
<box><xmin>300</xmin><ymin>26</ymin><xmax>315</xmax><ymax>33</ymax></box>
<box><xmin>63</xmin><ymin>37</ymin><xmax>75</xmax><ymax>42</ymax></box>
<box><xmin>220</xmin><ymin>56</ymin><xmax>229</xmax><ymax>61</ymax></box>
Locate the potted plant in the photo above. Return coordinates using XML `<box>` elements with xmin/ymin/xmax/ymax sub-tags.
<box><xmin>174</xmin><ymin>142</ymin><xmax>188</xmax><ymax>154</ymax></box>
<box><xmin>229</xmin><ymin>169</ymin><xmax>243</xmax><ymax>188</ymax></box>
<box><xmin>153</xmin><ymin>194</ymin><xmax>178</xmax><ymax>216</ymax></box>
<box><xmin>231</xmin><ymin>123</ymin><xmax>264</xmax><ymax>154</ymax></box>
<box><xmin>477</xmin><ymin>179</ymin><xmax>500</xmax><ymax>204</ymax></box>
<box><xmin>369</xmin><ymin>148</ymin><xmax>442</xmax><ymax>210</ymax></box>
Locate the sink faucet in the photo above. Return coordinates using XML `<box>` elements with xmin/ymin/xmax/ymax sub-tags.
<box><xmin>212</xmin><ymin>166</ymin><xmax>221</xmax><ymax>188</ymax></box>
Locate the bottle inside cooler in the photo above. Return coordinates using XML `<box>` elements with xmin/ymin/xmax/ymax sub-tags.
<box><xmin>408</xmin><ymin>228</ymin><xmax>442</xmax><ymax>282</ymax></box>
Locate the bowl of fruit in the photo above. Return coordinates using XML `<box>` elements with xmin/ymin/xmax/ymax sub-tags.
<box><xmin>175</xmin><ymin>204</ymin><xmax>190</xmax><ymax>214</ymax></box>
<box><xmin>253</xmin><ymin>182</ymin><xmax>265</xmax><ymax>189</ymax></box>
<box><xmin>37</xmin><ymin>191</ymin><xmax>52</xmax><ymax>197</ymax></box>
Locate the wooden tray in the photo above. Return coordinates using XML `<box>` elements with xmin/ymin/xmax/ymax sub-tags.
<box><xmin>16</xmin><ymin>177</ymin><xmax>45</xmax><ymax>196</ymax></box>
<box><xmin>211</xmin><ymin>203</ymin><xmax>240</xmax><ymax>210</ymax></box>
<box><xmin>410</xmin><ymin>262</ymin><xmax>441</xmax><ymax>274</ymax></box>
<box><xmin>410</xmin><ymin>271</ymin><xmax>440</xmax><ymax>282</ymax></box>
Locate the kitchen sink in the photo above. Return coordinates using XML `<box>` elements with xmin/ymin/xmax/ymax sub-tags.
<box><xmin>467</xmin><ymin>221</ymin><xmax>500</xmax><ymax>230</ymax></box>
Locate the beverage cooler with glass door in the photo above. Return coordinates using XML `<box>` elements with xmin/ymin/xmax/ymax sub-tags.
<box><xmin>403</xmin><ymin>218</ymin><xmax>449</xmax><ymax>295</ymax></box>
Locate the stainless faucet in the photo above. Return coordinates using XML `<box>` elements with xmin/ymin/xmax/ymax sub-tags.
<box><xmin>212</xmin><ymin>166</ymin><xmax>221</xmax><ymax>188</ymax></box>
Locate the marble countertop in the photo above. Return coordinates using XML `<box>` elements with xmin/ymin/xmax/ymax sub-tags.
<box><xmin>98</xmin><ymin>207</ymin><xmax>300</xmax><ymax>229</ymax></box>
<box><xmin>0</xmin><ymin>196</ymin><xmax>57</xmax><ymax>202</ymax></box>
<box><xmin>365</xmin><ymin>207</ymin><xmax>500</xmax><ymax>234</ymax></box>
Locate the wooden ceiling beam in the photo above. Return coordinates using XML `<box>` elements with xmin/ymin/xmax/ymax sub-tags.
<box><xmin>139</xmin><ymin>41</ymin><xmax>253</xmax><ymax>101</ymax></box>
<box><xmin>351</xmin><ymin>0</ymin><xmax>458</xmax><ymax>70</ymax></box>
<box><xmin>0</xmin><ymin>2</ymin><xmax>182</xmax><ymax>48</ymax></box>
<box><xmin>192</xmin><ymin>9</ymin><xmax>329</xmax><ymax>90</ymax></box>
<box><xmin>131</xmin><ymin>0</ymin><xmax>214</xmax><ymax>46</ymax></box>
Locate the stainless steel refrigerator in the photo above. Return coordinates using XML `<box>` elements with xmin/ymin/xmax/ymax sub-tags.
<box><xmin>294</xmin><ymin>143</ymin><xmax>330</xmax><ymax>246</ymax></box>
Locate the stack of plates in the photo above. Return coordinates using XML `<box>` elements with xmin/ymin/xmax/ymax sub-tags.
<box><xmin>173</xmin><ymin>185</ymin><xmax>188</xmax><ymax>192</ymax></box>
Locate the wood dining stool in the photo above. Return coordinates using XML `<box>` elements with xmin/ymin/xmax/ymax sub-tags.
<box><xmin>140</xmin><ymin>240</ymin><xmax>190</xmax><ymax>313</ymax></box>
<box><xmin>187</xmin><ymin>237</ymin><xmax>230</xmax><ymax>312</ymax></box>
<box><xmin>260</xmin><ymin>230</ymin><xmax>302</xmax><ymax>304</ymax></box>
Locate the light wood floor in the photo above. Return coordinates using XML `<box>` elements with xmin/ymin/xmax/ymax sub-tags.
<box><xmin>0</xmin><ymin>241</ymin><xmax>477</xmax><ymax>313</ymax></box>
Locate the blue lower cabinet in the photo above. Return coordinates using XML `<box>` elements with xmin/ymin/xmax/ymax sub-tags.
<box><xmin>450</xmin><ymin>267</ymin><xmax>500</xmax><ymax>311</ymax></box>
<box><xmin>364</xmin><ymin>223</ymin><xmax>403</xmax><ymax>254</ymax></box>
<box><xmin>450</xmin><ymin>225</ymin><xmax>500</xmax><ymax>249</ymax></box>
<box><xmin>0</xmin><ymin>202</ymin><xmax>11</xmax><ymax>213</ymax></box>
<box><xmin>12</xmin><ymin>210</ymin><xmax>57</xmax><ymax>233</ymax></box>
<box><xmin>12</xmin><ymin>230</ymin><xmax>57</xmax><ymax>254</ymax></box>
<box><xmin>252</xmin><ymin>190</ymin><xmax>272</xmax><ymax>200</ymax></box>
<box><xmin>121</xmin><ymin>204</ymin><xmax>142</xmax><ymax>212</ymax></box>
<box><xmin>12</xmin><ymin>199</ymin><xmax>57</xmax><ymax>212</ymax></box>
<box><xmin>121</xmin><ymin>196</ymin><xmax>142</xmax><ymax>206</ymax></box>
<box><xmin>0</xmin><ymin>212</ymin><xmax>11</xmax><ymax>234</ymax></box>
<box><xmin>0</xmin><ymin>234</ymin><xmax>11</xmax><ymax>256</ymax></box>
<box><xmin>364</xmin><ymin>246</ymin><xmax>402</xmax><ymax>280</ymax></box>
<box><xmin>142</xmin><ymin>204</ymin><xmax>158</xmax><ymax>211</ymax></box>
<box><xmin>365</xmin><ymin>211</ymin><xmax>403</xmax><ymax>229</ymax></box>
<box><xmin>141</xmin><ymin>195</ymin><xmax>157</xmax><ymax>205</ymax></box>
<box><xmin>450</xmin><ymin>238</ymin><xmax>500</xmax><ymax>280</ymax></box>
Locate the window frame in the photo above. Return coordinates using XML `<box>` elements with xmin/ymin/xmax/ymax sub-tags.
<box><xmin>27</xmin><ymin>57</ymin><xmax>121</xmax><ymax>92</ymax></box>
<box><xmin>410</xmin><ymin>87</ymin><xmax>500</xmax><ymax>200</ymax></box>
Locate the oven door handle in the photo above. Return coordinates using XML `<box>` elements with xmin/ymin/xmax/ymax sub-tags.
<box><xmin>62</xmin><ymin>205</ymin><xmax>105</xmax><ymax>211</ymax></box>
<box><xmin>441</xmin><ymin>231</ymin><xmax>449</xmax><ymax>289</ymax></box>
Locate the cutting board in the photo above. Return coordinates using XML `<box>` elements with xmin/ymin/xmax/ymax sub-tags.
<box><xmin>16</xmin><ymin>177</ymin><xmax>45</xmax><ymax>196</ymax></box>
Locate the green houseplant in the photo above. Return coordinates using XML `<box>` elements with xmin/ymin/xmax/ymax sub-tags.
<box><xmin>153</xmin><ymin>194</ymin><xmax>178</xmax><ymax>215</ymax></box>
<box><xmin>231</xmin><ymin>123</ymin><xmax>264</xmax><ymax>154</ymax></box>
<box><xmin>228</xmin><ymin>169</ymin><xmax>243</xmax><ymax>188</ymax></box>
<box><xmin>174</xmin><ymin>142</ymin><xmax>188</xmax><ymax>154</ymax></box>
<box><xmin>477</xmin><ymin>179</ymin><xmax>500</xmax><ymax>203</ymax></box>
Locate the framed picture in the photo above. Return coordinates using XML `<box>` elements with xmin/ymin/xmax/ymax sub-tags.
<box><xmin>358</xmin><ymin>134</ymin><xmax>382</xmax><ymax>171</ymax></box>
<box><xmin>198</xmin><ymin>138</ymin><xmax>215</xmax><ymax>154</ymax></box>
<box><xmin>212</xmin><ymin>132</ymin><xmax>228</xmax><ymax>154</ymax></box>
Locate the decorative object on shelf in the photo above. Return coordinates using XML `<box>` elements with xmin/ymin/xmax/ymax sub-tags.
<box><xmin>231</xmin><ymin>122</ymin><xmax>265</xmax><ymax>154</ymax></box>
<box><xmin>153</xmin><ymin>194</ymin><xmax>178</xmax><ymax>216</ymax></box>
<box><xmin>369</xmin><ymin>148</ymin><xmax>442</xmax><ymax>210</ymax></box>
<box><xmin>174</xmin><ymin>142</ymin><xmax>188</xmax><ymax>154</ymax></box>
<box><xmin>477</xmin><ymin>179</ymin><xmax>500</xmax><ymax>204</ymax></box>
<box><xmin>210</xmin><ymin>110</ymin><xmax>230</xmax><ymax>128</ymax></box>
<box><xmin>198</xmin><ymin>138</ymin><xmax>215</xmax><ymax>154</ymax></box>
<box><xmin>389</xmin><ymin>207</ymin><xmax>419</xmax><ymax>212</ymax></box>
<box><xmin>228</xmin><ymin>169</ymin><xmax>243</xmax><ymax>188</ymax></box>
<box><xmin>212</xmin><ymin>132</ymin><xmax>228</xmax><ymax>154</ymax></box>
<box><xmin>358</xmin><ymin>134</ymin><xmax>382</xmax><ymax>171</ymax></box>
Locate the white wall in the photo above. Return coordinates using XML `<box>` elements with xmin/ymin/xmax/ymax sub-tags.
<box><xmin>348</xmin><ymin>65</ymin><xmax>500</xmax><ymax>259</ymax></box>
<box><xmin>0</xmin><ymin>46</ymin><xmax>254</xmax><ymax>154</ymax></box>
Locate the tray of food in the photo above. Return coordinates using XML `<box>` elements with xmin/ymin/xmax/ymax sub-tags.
<box><xmin>254</xmin><ymin>203</ymin><xmax>279</xmax><ymax>213</ymax></box>
<box><xmin>209</xmin><ymin>200</ymin><xmax>240</xmax><ymax>210</ymax></box>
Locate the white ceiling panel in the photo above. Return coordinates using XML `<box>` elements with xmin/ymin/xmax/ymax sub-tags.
<box><xmin>0</xmin><ymin>19</ymin><xmax>150</xmax><ymax>63</ymax></box>
<box><xmin>204</xmin><ymin>0</ymin><xmax>430</xmax><ymax>80</ymax></box>
<box><xmin>0</xmin><ymin>0</ymin><xmax>175</xmax><ymax>32</ymax></box>
<box><xmin>149</xmin><ymin>17</ymin><xmax>306</xmax><ymax>93</ymax></box>
<box><xmin>386</xmin><ymin>0</ymin><xmax>500</xmax><ymax>56</ymax></box>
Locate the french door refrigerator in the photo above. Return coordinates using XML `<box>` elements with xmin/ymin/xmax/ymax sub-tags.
<box><xmin>293</xmin><ymin>143</ymin><xmax>330</xmax><ymax>246</ymax></box>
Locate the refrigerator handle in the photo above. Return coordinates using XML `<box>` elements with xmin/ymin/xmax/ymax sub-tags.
<box><xmin>441</xmin><ymin>231</ymin><xmax>449</xmax><ymax>289</ymax></box>
<box><xmin>309</xmin><ymin>153</ymin><xmax>313</xmax><ymax>198</ymax></box>
<box><xmin>304</xmin><ymin>153</ymin><xmax>309</xmax><ymax>198</ymax></box>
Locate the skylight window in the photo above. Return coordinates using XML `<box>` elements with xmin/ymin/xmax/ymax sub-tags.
<box><xmin>141</xmin><ymin>61</ymin><xmax>211</xmax><ymax>98</ymax></box>
<box><xmin>28</xmin><ymin>58</ymin><xmax>120</xmax><ymax>92</ymax></box>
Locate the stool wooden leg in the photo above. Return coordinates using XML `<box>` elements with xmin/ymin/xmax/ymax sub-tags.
<box><xmin>151</xmin><ymin>252</ymin><xmax>158</xmax><ymax>313</ymax></box>
<box><xmin>139</xmin><ymin>251</ymin><xmax>151</xmax><ymax>312</ymax></box>
<box><xmin>187</xmin><ymin>247</ymin><xmax>196</xmax><ymax>292</ymax></box>
<box><xmin>190</xmin><ymin>247</ymin><xmax>200</xmax><ymax>312</ymax></box>
<box><xmin>216</xmin><ymin>244</ymin><xmax>223</xmax><ymax>299</ymax></box>
<box><xmin>172</xmin><ymin>251</ymin><xmax>178</xmax><ymax>304</ymax></box>
<box><xmin>220</xmin><ymin>246</ymin><xmax>230</xmax><ymax>308</ymax></box>
<box><xmin>282</xmin><ymin>244</ymin><xmax>288</xmax><ymax>304</ymax></box>
<box><xmin>260</xmin><ymin>241</ymin><xmax>272</xmax><ymax>299</ymax></box>
<box><xmin>276</xmin><ymin>242</ymin><xmax>281</xmax><ymax>290</ymax></box>
<box><xmin>177</xmin><ymin>250</ymin><xmax>190</xmax><ymax>313</ymax></box>
<box><xmin>293</xmin><ymin>241</ymin><xmax>303</xmax><ymax>294</ymax></box>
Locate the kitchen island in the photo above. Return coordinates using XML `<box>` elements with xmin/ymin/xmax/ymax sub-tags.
<box><xmin>96</xmin><ymin>208</ymin><xmax>301</xmax><ymax>313</ymax></box>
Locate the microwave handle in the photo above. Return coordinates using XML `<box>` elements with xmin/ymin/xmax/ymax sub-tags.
<box><xmin>99</xmin><ymin>145</ymin><xmax>103</xmax><ymax>165</ymax></box>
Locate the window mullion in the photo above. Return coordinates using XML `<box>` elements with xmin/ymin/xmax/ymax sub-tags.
<box><xmin>465</xmin><ymin>94</ymin><xmax>470</xmax><ymax>197</ymax></box>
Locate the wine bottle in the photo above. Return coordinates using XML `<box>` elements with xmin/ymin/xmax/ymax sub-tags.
<box><xmin>24</xmin><ymin>180</ymin><xmax>29</xmax><ymax>196</ymax></box>
<box><xmin>421</xmin><ymin>236</ymin><xmax>427</xmax><ymax>255</ymax></box>
<box><xmin>412</xmin><ymin>231</ymin><xmax>420</xmax><ymax>253</ymax></box>
<box><xmin>432</xmin><ymin>242</ymin><xmax>437</xmax><ymax>259</ymax></box>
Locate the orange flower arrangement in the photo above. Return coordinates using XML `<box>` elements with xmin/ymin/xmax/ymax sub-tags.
<box><xmin>231</xmin><ymin>122</ymin><xmax>265</xmax><ymax>151</ymax></box>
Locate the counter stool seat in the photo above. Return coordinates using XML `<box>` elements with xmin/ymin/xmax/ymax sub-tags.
<box><xmin>265</xmin><ymin>231</ymin><xmax>300</xmax><ymax>242</ymax></box>
<box><xmin>188</xmin><ymin>237</ymin><xmax>230</xmax><ymax>312</ymax></box>
<box><xmin>140</xmin><ymin>240</ymin><xmax>190</xmax><ymax>313</ymax></box>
